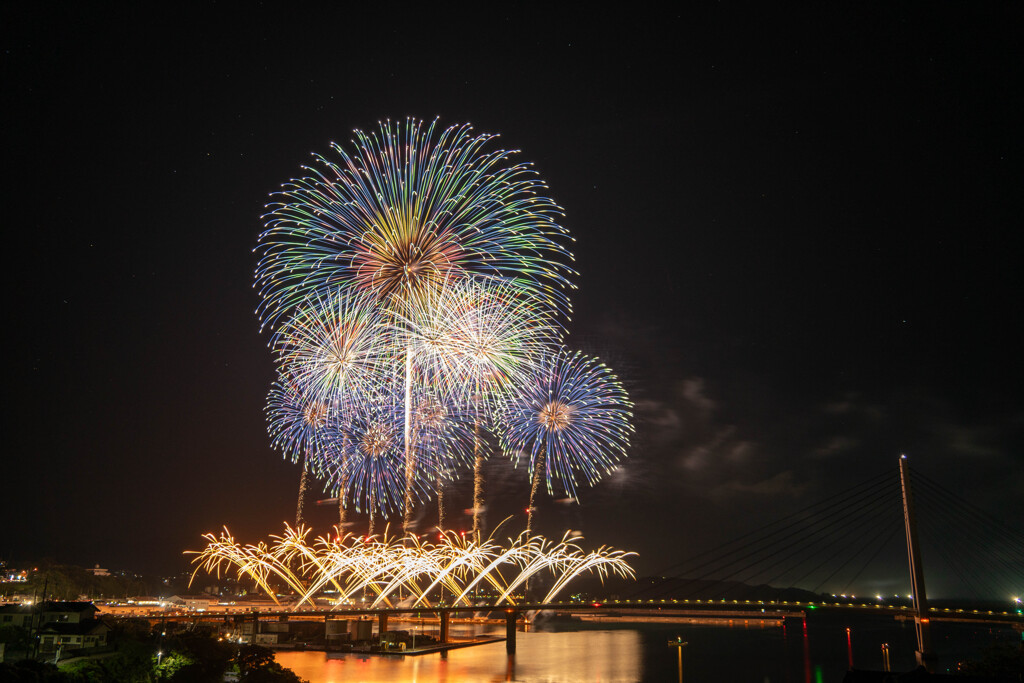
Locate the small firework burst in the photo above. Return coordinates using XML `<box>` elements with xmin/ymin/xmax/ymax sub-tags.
<box><xmin>498</xmin><ymin>349</ymin><xmax>634</xmax><ymax>501</ymax></box>
<box><xmin>328</xmin><ymin>404</ymin><xmax>437</xmax><ymax>517</ymax></box>
<box><xmin>272</xmin><ymin>289</ymin><xmax>393</xmax><ymax>411</ymax></box>
<box><xmin>265</xmin><ymin>375</ymin><xmax>332</xmax><ymax>470</ymax></box>
<box><xmin>392</xmin><ymin>275</ymin><xmax>562</xmax><ymax>409</ymax></box>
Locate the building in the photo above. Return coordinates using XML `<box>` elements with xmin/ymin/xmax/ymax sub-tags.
<box><xmin>0</xmin><ymin>601</ymin><xmax>99</xmax><ymax>629</ymax></box>
<box><xmin>37</xmin><ymin>620</ymin><xmax>110</xmax><ymax>654</ymax></box>
<box><xmin>165</xmin><ymin>595</ymin><xmax>217</xmax><ymax>611</ymax></box>
<box><xmin>0</xmin><ymin>604</ymin><xmax>34</xmax><ymax>628</ymax></box>
<box><xmin>2</xmin><ymin>601</ymin><xmax>110</xmax><ymax>657</ymax></box>
<box><xmin>41</xmin><ymin>601</ymin><xmax>99</xmax><ymax>624</ymax></box>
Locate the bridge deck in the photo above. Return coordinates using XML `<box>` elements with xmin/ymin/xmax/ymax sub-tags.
<box><xmin>126</xmin><ymin>598</ymin><xmax>1022</xmax><ymax>627</ymax></box>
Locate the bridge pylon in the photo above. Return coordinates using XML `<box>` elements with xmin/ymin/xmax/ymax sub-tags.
<box><xmin>899</xmin><ymin>454</ymin><xmax>936</xmax><ymax>669</ymax></box>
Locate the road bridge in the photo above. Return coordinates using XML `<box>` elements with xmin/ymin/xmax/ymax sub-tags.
<box><xmin>134</xmin><ymin>595</ymin><xmax>1021</xmax><ymax>654</ymax></box>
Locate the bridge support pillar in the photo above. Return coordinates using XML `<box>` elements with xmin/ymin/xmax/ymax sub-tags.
<box><xmin>899</xmin><ymin>455</ymin><xmax>935</xmax><ymax>669</ymax></box>
<box><xmin>378</xmin><ymin>613</ymin><xmax>388</xmax><ymax>640</ymax></box>
<box><xmin>439</xmin><ymin>611</ymin><xmax>449</xmax><ymax>643</ymax></box>
<box><xmin>505</xmin><ymin>610</ymin><xmax>517</xmax><ymax>654</ymax></box>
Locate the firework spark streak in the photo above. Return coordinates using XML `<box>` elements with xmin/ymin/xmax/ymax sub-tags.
<box><xmin>390</xmin><ymin>275</ymin><xmax>563</xmax><ymax>538</ymax></box>
<box><xmin>189</xmin><ymin>524</ymin><xmax>635</xmax><ymax>609</ymax></box>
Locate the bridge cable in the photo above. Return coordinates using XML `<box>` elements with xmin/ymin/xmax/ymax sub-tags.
<box><xmin>787</xmin><ymin>500</ymin><xmax>903</xmax><ymax>593</ymax></box>
<box><xmin>838</xmin><ymin>524</ymin><xmax>902</xmax><ymax>596</ymax></box>
<box><xmin>641</xmin><ymin>477</ymin><xmax>902</xmax><ymax>599</ymax></box>
<box><xmin>732</xmin><ymin>483</ymin><xmax>900</xmax><ymax>590</ymax></box>
<box><xmin>646</xmin><ymin>468</ymin><xmax>896</xmax><ymax>579</ymax></box>
<box><xmin>672</xmin><ymin>474</ymin><xmax>898</xmax><ymax>580</ymax></box>
<box><xmin>912</xmin><ymin>481</ymin><xmax>1022</xmax><ymax>599</ymax></box>
<box><xmin>912</xmin><ymin>468</ymin><xmax>1024</xmax><ymax>548</ymax></box>
<box><xmin>913</xmin><ymin>477</ymin><xmax>1024</xmax><ymax>579</ymax></box>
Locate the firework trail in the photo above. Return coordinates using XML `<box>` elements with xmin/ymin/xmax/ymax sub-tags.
<box><xmin>404</xmin><ymin>387</ymin><xmax>476</xmax><ymax>532</ymax></box>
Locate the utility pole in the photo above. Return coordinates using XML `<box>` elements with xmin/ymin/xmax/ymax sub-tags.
<box><xmin>30</xmin><ymin>577</ymin><xmax>48</xmax><ymax>660</ymax></box>
<box><xmin>899</xmin><ymin>454</ymin><xmax>935</xmax><ymax>669</ymax></box>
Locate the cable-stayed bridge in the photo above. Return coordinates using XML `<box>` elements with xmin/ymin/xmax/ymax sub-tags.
<box><xmin>149</xmin><ymin>458</ymin><xmax>1021</xmax><ymax>664</ymax></box>
<box><xmin>628</xmin><ymin>455</ymin><xmax>1024</xmax><ymax>666</ymax></box>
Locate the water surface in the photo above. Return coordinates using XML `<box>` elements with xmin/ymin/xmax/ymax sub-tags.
<box><xmin>276</xmin><ymin>615</ymin><xmax>1018</xmax><ymax>682</ymax></box>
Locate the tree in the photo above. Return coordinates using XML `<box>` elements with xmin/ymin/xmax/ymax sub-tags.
<box><xmin>235</xmin><ymin>644</ymin><xmax>306</xmax><ymax>683</ymax></box>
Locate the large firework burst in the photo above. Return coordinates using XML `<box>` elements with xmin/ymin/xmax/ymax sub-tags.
<box><xmin>254</xmin><ymin>118</ymin><xmax>575</xmax><ymax>330</ymax></box>
<box><xmin>498</xmin><ymin>350</ymin><xmax>634</xmax><ymax>513</ymax></box>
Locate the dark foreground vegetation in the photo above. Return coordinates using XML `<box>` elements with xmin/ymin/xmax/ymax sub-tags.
<box><xmin>0</xmin><ymin>620</ymin><xmax>306</xmax><ymax>683</ymax></box>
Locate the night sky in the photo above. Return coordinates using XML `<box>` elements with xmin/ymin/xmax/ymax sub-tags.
<box><xmin>4</xmin><ymin>5</ymin><xmax>1021</xmax><ymax>598</ymax></box>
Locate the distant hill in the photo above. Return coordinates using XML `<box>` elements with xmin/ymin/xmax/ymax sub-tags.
<box><xmin>624</xmin><ymin>576</ymin><xmax>826</xmax><ymax>602</ymax></box>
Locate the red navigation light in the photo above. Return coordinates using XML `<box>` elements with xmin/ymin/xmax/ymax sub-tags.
<box><xmin>592</xmin><ymin>602</ymin><xmax>602</xmax><ymax>608</ymax></box>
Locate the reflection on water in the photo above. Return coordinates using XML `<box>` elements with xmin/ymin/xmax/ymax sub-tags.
<box><xmin>277</xmin><ymin>629</ymin><xmax>641</xmax><ymax>683</ymax></box>
<box><xmin>276</xmin><ymin>616</ymin><xmax>1020</xmax><ymax>683</ymax></box>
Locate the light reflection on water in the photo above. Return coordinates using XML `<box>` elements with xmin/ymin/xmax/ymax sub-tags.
<box><xmin>276</xmin><ymin>629</ymin><xmax>642</xmax><ymax>683</ymax></box>
<box><xmin>276</xmin><ymin>617</ymin><xmax>1020</xmax><ymax>683</ymax></box>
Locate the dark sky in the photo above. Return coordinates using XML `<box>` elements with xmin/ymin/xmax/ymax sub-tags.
<box><xmin>3</xmin><ymin>5</ymin><xmax>1021</xmax><ymax>599</ymax></box>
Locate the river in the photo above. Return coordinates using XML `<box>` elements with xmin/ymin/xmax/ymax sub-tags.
<box><xmin>275</xmin><ymin>614</ymin><xmax>1019</xmax><ymax>682</ymax></box>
